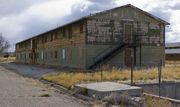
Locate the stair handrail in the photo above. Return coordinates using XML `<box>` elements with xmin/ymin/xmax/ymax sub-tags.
<box><xmin>93</xmin><ymin>38</ymin><xmax>128</xmax><ymax>63</ymax></box>
<box><xmin>90</xmin><ymin>35</ymin><xmax>142</xmax><ymax>69</ymax></box>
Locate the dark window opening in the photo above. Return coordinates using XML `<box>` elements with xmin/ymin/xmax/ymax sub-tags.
<box><xmin>63</xmin><ymin>28</ymin><xmax>66</xmax><ymax>37</ymax></box>
<box><xmin>50</xmin><ymin>33</ymin><xmax>53</xmax><ymax>41</ymax></box>
<box><xmin>54</xmin><ymin>51</ymin><xmax>58</xmax><ymax>59</ymax></box>
<box><xmin>68</xmin><ymin>27</ymin><xmax>72</xmax><ymax>39</ymax></box>
<box><xmin>80</xmin><ymin>25</ymin><xmax>83</xmax><ymax>33</ymax></box>
<box><xmin>51</xmin><ymin>52</ymin><xmax>53</xmax><ymax>58</ymax></box>
<box><xmin>54</xmin><ymin>31</ymin><xmax>58</xmax><ymax>39</ymax></box>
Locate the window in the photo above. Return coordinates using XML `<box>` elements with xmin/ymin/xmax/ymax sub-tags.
<box><xmin>54</xmin><ymin>31</ymin><xmax>58</xmax><ymax>39</ymax></box>
<box><xmin>44</xmin><ymin>52</ymin><xmax>47</xmax><ymax>59</ymax></box>
<box><xmin>54</xmin><ymin>51</ymin><xmax>58</xmax><ymax>59</ymax></box>
<box><xmin>30</xmin><ymin>40</ymin><xmax>33</xmax><ymax>49</ymax></box>
<box><xmin>36</xmin><ymin>52</ymin><xmax>39</xmax><ymax>59</ymax></box>
<box><xmin>51</xmin><ymin>52</ymin><xmax>53</xmax><ymax>59</ymax></box>
<box><xmin>41</xmin><ymin>51</ymin><xmax>44</xmax><ymax>59</ymax></box>
<box><xmin>36</xmin><ymin>37</ymin><xmax>39</xmax><ymax>44</ymax></box>
<box><xmin>26</xmin><ymin>53</ymin><xmax>28</xmax><ymax>59</ymax></box>
<box><xmin>62</xmin><ymin>28</ymin><xmax>66</xmax><ymax>37</ymax></box>
<box><xmin>79</xmin><ymin>47</ymin><xmax>83</xmax><ymax>57</ymax></box>
<box><xmin>68</xmin><ymin>27</ymin><xmax>72</xmax><ymax>39</ymax></box>
<box><xmin>29</xmin><ymin>53</ymin><xmax>32</xmax><ymax>59</ymax></box>
<box><xmin>50</xmin><ymin>33</ymin><xmax>53</xmax><ymax>41</ymax></box>
<box><xmin>80</xmin><ymin>25</ymin><xmax>83</xmax><ymax>33</ymax></box>
<box><xmin>45</xmin><ymin>36</ymin><xmax>47</xmax><ymax>43</ymax></box>
<box><xmin>62</xmin><ymin>49</ymin><xmax>65</xmax><ymax>59</ymax></box>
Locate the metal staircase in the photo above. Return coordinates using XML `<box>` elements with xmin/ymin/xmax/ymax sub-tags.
<box><xmin>88</xmin><ymin>42</ymin><xmax>126</xmax><ymax>69</ymax></box>
<box><xmin>88</xmin><ymin>35</ymin><xmax>141</xmax><ymax>69</ymax></box>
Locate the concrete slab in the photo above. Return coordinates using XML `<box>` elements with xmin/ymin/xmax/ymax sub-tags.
<box><xmin>75</xmin><ymin>82</ymin><xmax>142</xmax><ymax>99</ymax></box>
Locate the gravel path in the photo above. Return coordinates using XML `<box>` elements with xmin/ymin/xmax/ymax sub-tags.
<box><xmin>0</xmin><ymin>65</ymin><xmax>89</xmax><ymax>107</ymax></box>
<box><xmin>0</xmin><ymin>62</ymin><xmax>57</xmax><ymax>79</ymax></box>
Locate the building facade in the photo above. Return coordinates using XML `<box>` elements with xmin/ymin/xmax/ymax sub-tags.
<box><xmin>16</xmin><ymin>4</ymin><xmax>169</xmax><ymax>69</ymax></box>
<box><xmin>165</xmin><ymin>43</ymin><xmax>180</xmax><ymax>61</ymax></box>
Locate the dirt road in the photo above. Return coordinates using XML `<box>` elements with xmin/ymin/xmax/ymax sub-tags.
<box><xmin>0</xmin><ymin>65</ymin><xmax>89</xmax><ymax>107</ymax></box>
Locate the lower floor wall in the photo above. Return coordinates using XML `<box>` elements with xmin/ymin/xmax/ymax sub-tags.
<box><xmin>16</xmin><ymin>44</ymin><xmax>165</xmax><ymax>69</ymax></box>
<box><xmin>86</xmin><ymin>44</ymin><xmax>165</xmax><ymax>68</ymax></box>
<box><xmin>16</xmin><ymin>44</ymin><xmax>86</xmax><ymax>69</ymax></box>
<box><xmin>166</xmin><ymin>54</ymin><xmax>180</xmax><ymax>61</ymax></box>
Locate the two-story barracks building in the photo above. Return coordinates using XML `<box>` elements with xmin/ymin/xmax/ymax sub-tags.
<box><xmin>15</xmin><ymin>4</ymin><xmax>169</xmax><ymax>69</ymax></box>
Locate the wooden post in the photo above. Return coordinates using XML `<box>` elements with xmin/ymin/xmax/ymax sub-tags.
<box><xmin>131</xmin><ymin>51</ymin><xmax>134</xmax><ymax>85</ymax></box>
<box><xmin>100</xmin><ymin>64</ymin><xmax>103</xmax><ymax>81</ymax></box>
<box><xmin>158</xmin><ymin>59</ymin><xmax>162</xmax><ymax>96</ymax></box>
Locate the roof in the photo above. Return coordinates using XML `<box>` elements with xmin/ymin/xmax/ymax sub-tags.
<box><xmin>90</xmin><ymin>4</ymin><xmax>170</xmax><ymax>25</ymax></box>
<box><xmin>16</xmin><ymin>4</ymin><xmax>170</xmax><ymax>44</ymax></box>
<box><xmin>165</xmin><ymin>43</ymin><xmax>180</xmax><ymax>48</ymax></box>
<box><xmin>165</xmin><ymin>43</ymin><xmax>180</xmax><ymax>54</ymax></box>
<box><xmin>165</xmin><ymin>49</ymin><xmax>180</xmax><ymax>54</ymax></box>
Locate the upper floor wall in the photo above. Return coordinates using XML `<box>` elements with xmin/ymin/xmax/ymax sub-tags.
<box><xmin>16</xmin><ymin>20</ymin><xmax>86</xmax><ymax>52</ymax></box>
<box><xmin>86</xmin><ymin>5</ymin><xmax>166</xmax><ymax>46</ymax></box>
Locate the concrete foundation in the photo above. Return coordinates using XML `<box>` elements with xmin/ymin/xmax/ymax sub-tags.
<box><xmin>75</xmin><ymin>82</ymin><xmax>142</xmax><ymax>99</ymax></box>
<box><xmin>136</xmin><ymin>81</ymin><xmax>180</xmax><ymax>100</ymax></box>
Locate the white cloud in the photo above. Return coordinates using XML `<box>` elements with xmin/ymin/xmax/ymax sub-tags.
<box><xmin>0</xmin><ymin>0</ymin><xmax>179</xmax><ymax>51</ymax></box>
<box><xmin>116</xmin><ymin>0</ymin><xmax>180</xmax><ymax>43</ymax></box>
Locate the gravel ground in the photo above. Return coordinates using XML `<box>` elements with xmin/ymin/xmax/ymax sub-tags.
<box><xmin>0</xmin><ymin>65</ymin><xmax>89</xmax><ymax>107</ymax></box>
<box><xmin>0</xmin><ymin>62</ymin><xmax>58</xmax><ymax>79</ymax></box>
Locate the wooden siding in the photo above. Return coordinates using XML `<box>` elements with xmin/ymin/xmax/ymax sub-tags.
<box><xmin>16</xmin><ymin>20</ymin><xmax>87</xmax><ymax>69</ymax></box>
<box><xmin>16</xmin><ymin>5</ymin><xmax>167</xmax><ymax>69</ymax></box>
<box><xmin>166</xmin><ymin>54</ymin><xmax>180</xmax><ymax>61</ymax></box>
<box><xmin>85</xmin><ymin>6</ymin><xmax>165</xmax><ymax>68</ymax></box>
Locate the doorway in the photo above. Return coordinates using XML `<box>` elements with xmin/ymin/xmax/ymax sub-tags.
<box><xmin>124</xmin><ymin>23</ymin><xmax>132</xmax><ymax>43</ymax></box>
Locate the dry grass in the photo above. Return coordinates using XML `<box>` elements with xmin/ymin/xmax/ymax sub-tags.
<box><xmin>144</xmin><ymin>95</ymin><xmax>172</xmax><ymax>107</ymax></box>
<box><xmin>0</xmin><ymin>57</ymin><xmax>16</xmax><ymax>62</ymax></box>
<box><xmin>42</xmin><ymin>63</ymin><xmax>180</xmax><ymax>89</ymax></box>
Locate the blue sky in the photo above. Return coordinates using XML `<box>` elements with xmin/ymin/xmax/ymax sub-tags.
<box><xmin>0</xmin><ymin>0</ymin><xmax>179</xmax><ymax>51</ymax></box>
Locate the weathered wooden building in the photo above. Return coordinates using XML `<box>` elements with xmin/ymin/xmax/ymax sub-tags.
<box><xmin>165</xmin><ymin>43</ymin><xmax>180</xmax><ymax>61</ymax></box>
<box><xmin>16</xmin><ymin>4</ymin><xmax>169</xmax><ymax>69</ymax></box>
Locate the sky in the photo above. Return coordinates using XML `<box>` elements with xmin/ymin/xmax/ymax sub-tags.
<box><xmin>0</xmin><ymin>0</ymin><xmax>179</xmax><ymax>52</ymax></box>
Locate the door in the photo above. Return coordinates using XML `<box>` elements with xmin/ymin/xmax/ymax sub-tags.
<box><xmin>125</xmin><ymin>48</ymin><xmax>133</xmax><ymax>67</ymax></box>
<box><xmin>124</xmin><ymin>23</ymin><xmax>132</xmax><ymax>43</ymax></box>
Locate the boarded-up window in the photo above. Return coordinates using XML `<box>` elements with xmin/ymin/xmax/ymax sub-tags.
<box><xmin>69</xmin><ymin>49</ymin><xmax>72</xmax><ymax>60</ymax></box>
<box><xmin>79</xmin><ymin>47</ymin><xmax>83</xmax><ymax>57</ymax></box>
<box><xmin>62</xmin><ymin>49</ymin><xmax>65</xmax><ymax>59</ymax></box>
<box><xmin>41</xmin><ymin>51</ymin><xmax>44</xmax><ymax>59</ymax></box>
